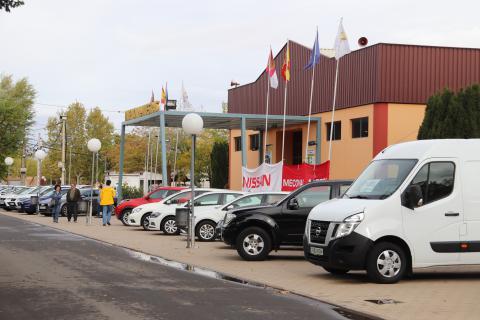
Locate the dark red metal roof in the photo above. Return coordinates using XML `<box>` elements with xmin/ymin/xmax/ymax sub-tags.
<box><xmin>228</xmin><ymin>42</ymin><xmax>480</xmax><ymax>115</ymax></box>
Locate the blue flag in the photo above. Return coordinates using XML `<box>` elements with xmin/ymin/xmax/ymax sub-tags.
<box><xmin>305</xmin><ymin>30</ymin><xmax>321</xmax><ymax>70</ymax></box>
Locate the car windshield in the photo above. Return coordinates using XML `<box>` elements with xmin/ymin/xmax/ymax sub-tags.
<box><xmin>17</xmin><ymin>188</ymin><xmax>32</xmax><ymax>195</ymax></box>
<box><xmin>344</xmin><ymin>159</ymin><xmax>417</xmax><ymax>200</ymax></box>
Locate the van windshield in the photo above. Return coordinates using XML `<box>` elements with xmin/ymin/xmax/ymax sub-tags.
<box><xmin>344</xmin><ymin>159</ymin><xmax>417</xmax><ymax>200</ymax></box>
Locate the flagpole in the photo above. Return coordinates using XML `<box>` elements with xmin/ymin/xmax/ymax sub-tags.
<box><xmin>281</xmin><ymin>78</ymin><xmax>288</xmax><ymax>163</ymax></box>
<box><xmin>154</xmin><ymin>128</ymin><xmax>160</xmax><ymax>185</ymax></box>
<box><xmin>304</xmin><ymin>61</ymin><xmax>316</xmax><ymax>163</ymax></box>
<box><xmin>264</xmin><ymin>67</ymin><xmax>270</xmax><ymax>163</ymax></box>
<box><xmin>328</xmin><ymin>59</ymin><xmax>340</xmax><ymax>161</ymax></box>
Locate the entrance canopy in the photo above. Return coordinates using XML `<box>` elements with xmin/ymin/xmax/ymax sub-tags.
<box><xmin>117</xmin><ymin>110</ymin><xmax>321</xmax><ymax>200</ymax></box>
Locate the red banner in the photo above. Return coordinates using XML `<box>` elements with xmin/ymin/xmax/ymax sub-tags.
<box><xmin>281</xmin><ymin>161</ymin><xmax>330</xmax><ymax>191</ymax></box>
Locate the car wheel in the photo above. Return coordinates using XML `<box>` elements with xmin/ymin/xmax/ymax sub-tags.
<box><xmin>366</xmin><ymin>242</ymin><xmax>406</xmax><ymax>284</ymax></box>
<box><xmin>196</xmin><ymin>221</ymin><xmax>217</xmax><ymax>242</ymax></box>
<box><xmin>120</xmin><ymin>209</ymin><xmax>132</xmax><ymax>226</ymax></box>
<box><xmin>61</xmin><ymin>205</ymin><xmax>68</xmax><ymax>217</ymax></box>
<box><xmin>141</xmin><ymin>213</ymin><xmax>151</xmax><ymax>231</ymax></box>
<box><xmin>236</xmin><ymin>226</ymin><xmax>272</xmax><ymax>261</ymax></box>
<box><xmin>323</xmin><ymin>267</ymin><xmax>350</xmax><ymax>275</ymax></box>
<box><xmin>161</xmin><ymin>216</ymin><xmax>179</xmax><ymax>235</ymax></box>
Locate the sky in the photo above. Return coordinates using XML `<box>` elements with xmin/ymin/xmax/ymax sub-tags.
<box><xmin>1</xmin><ymin>0</ymin><xmax>480</xmax><ymax>135</ymax></box>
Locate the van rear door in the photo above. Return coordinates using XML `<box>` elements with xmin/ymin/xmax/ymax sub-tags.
<box><xmin>460</xmin><ymin>160</ymin><xmax>480</xmax><ymax>264</ymax></box>
<box><xmin>401</xmin><ymin>160</ymin><xmax>461</xmax><ymax>266</ymax></box>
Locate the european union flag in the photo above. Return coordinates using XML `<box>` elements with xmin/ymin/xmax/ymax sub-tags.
<box><xmin>305</xmin><ymin>30</ymin><xmax>320</xmax><ymax>70</ymax></box>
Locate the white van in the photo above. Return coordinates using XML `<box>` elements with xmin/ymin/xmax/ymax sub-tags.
<box><xmin>305</xmin><ymin>139</ymin><xmax>480</xmax><ymax>283</ymax></box>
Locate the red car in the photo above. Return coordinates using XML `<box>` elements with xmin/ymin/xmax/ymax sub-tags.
<box><xmin>115</xmin><ymin>186</ymin><xmax>185</xmax><ymax>225</ymax></box>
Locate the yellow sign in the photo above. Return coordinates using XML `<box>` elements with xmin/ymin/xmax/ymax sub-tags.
<box><xmin>125</xmin><ymin>102</ymin><xmax>160</xmax><ymax>121</ymax></box>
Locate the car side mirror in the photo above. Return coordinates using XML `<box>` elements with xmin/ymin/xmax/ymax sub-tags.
<box><xmin>225</xmin><ymin>204</ymin><xmax>234</xmax><ymax>210</ymax></box>
<box><xmin>165</xmin><ymin>200</ymin><xmax>171</xmax><ymax>205</ymax></box>
<box><xmin>402</xmin><ymin>185</ymin><xmax>424</xmax><ymax>210</ymax></box>
<box><xmin>287</xmin><ymin>197</ymin><xmax>299</xmax><ymax>210</ymax></box>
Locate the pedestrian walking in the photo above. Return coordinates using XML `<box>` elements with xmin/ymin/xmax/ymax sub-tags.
<box><xmin>52</xmin><ymin>184</ymin><xmax>62</xmax><ymax>223</ymax></box>
<box><xmin>100</xmin><ymin>180</ymin><xmax>116</xmax><ymax>226</ymax></box>
<box><xmin>66</xmin><ymin>182</ymin><xmax>81</xmax><ymax>222</ymax></box>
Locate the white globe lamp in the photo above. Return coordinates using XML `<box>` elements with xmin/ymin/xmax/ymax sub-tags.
<box><xmin>34</xmin><ymin>149</ymin><xmax>47</xmax><ymax>161</ymax></box>
<box><xmin>4</xmin><ymin>157</ymin><xmax>13</xmax><ymax>166</ymax></box>
<box><xmin>182</xmin><ymin>113</ymin><xmax>204</xmax><ymax>135</ymax></box>
<box><xmin>87</xmin><ymin>138</ymin><xmax>102</xmax><ymax>153</ymax></box>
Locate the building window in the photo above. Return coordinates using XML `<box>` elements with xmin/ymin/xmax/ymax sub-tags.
<box><xmin>326</xmin><ymin>121</ymin><xmax>341</xmax><ymax>141</ymax></box>
<box><xmin>234</xmin><ymin>137</ymin><xmax>242</xmax><ymax>151</ymax></box>
<box><xmin>351</xmin><ymin>117</ymin><xmax>369</xmax><ymax>138</ymax></box>
<box><xmin>249</xmin><ymin>134</ymin><xmax>260</xmax><ymax>151</ymax></box>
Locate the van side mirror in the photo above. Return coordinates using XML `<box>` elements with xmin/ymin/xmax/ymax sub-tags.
<box><xmin>402</xmin><ymin>185</ymin><xmax>424</xmax><ymax>210</ymax></box>
<box><xmin>287</xmin><ymin>197</ymin><xmax>299</xmax><ymax>210</ymax></box>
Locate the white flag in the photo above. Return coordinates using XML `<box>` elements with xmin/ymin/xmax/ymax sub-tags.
<box><xmin>334</xmin><ymin>19</ymin><xmax>351</xmax><ymax>60</ymax></box>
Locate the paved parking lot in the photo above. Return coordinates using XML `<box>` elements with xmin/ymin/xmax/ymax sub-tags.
<box><xmin>2</xmin><ymin>210</ymin><xmax>480</xmax><ymax>320</ymax></box>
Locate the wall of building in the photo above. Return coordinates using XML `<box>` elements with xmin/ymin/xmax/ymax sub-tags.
<box><xmin>387</xmin><ymin>103</ymin><xmax>426</xmax><ymax>146</ymax></box>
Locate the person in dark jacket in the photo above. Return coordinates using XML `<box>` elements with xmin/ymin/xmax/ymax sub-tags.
<box><xmin>52</xmin><ymin>184</ymin><xmax>62</xmax><ymax>223</ymax></box>
<box><xmin>67</xmin><ymin>182</ymin><xmax>81</xmax><ymax>222</ymax></box>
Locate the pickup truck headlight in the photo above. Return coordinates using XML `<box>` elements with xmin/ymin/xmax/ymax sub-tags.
<box><xmin>333</xmin><ymin>212</ymin><xmax>364</xmax><ymax>239</ymax></box>
<box><xmin>151</xmin><ymin>212</ymin><xmax>161</xmax><ymax>218</ymax></box>
<box><xmin>223</xmin><ymin>213</ymin><xmax>236</xmax><ymax>226</ymax></box>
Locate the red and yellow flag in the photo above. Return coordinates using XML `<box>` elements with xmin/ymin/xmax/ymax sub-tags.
<box><xmin>281</xmin><ymin>42</ymin><xmax>291</xmax><ymax>81</ymax></box>
<box><xmin>161</xmin><ymin>86</ymin><xmax>167</xmax><ymax>105</ymax></box>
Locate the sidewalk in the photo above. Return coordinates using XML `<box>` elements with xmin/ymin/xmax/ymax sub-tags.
<box><xmin>3</xmin><ymin>210</ymin><xmax>479</xmax><ymax>320</ymax></box>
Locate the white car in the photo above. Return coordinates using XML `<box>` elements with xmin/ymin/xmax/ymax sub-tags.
<box><xmin>127</xmin><ymin>188</ymin><xmax>218</xmax><ymax>230</ymax></box>
<box><xmin>193</xmin><ymin>192</ymin><xmax>288</xmax><ymax>241</ymax></box>
<box><xmin>1</xmin><ymin>187</ymin><xmax>31</xmax><ymax>210</ymax></box>
<box><xmin>14</xmin><ymin>186</ymin><xmax>50</xmax><ymax>211</ymax></box>
<box><xmin>148</xmin><ymin>190</ymin><xmax>245</xmax><ymax>235</ymax></box>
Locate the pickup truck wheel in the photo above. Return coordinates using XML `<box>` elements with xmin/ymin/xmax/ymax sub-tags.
<box><xmin>120</xmin><ymin>209</ymin><xmax>132</xmax><ymax>226</ymax></box>
<box><xmin>323</xmin><ymin>267</ymin><xmax>350</xmax><ymax>275</ymax></box>
<box><xmin>161</xmin><ymin>216</ymin><xmax>179</xmax><ymax>235</ymax></box>
<box><xmin>236</xmin><ymin>227</ymin><xmax>272</xmax><ymax>261</ymax></box>
<box><xmin>141</xmin><ymin>213</ymin><xmax>151</xmax><ymax>231</ymax></box>
<box><xmin>196</xmin><ymin>221</ymin><xmax>217</xmax><ymax>242</ymax></box>
<box><xmin>366</xmin><ymin>242</ymin><xmax>406</xmax><ymax>284</ymax></box>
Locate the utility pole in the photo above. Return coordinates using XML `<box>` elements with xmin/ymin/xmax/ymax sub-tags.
<box><xmin>68</xmin><ymin>145</ymin><xmax>72</xmax><ymax>185</ymax></box>
<box><xmin>60</xmin><ymin>114</ymin><xmax>67</xmax><ymax>185</ymax></box>
<box><xmin>20</xmin><ymin>141</ymin><xmax>27</xmax><ymax>185</ymax></box>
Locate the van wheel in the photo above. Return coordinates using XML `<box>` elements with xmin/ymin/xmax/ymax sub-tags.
<box><xmin>323</xmin><ymin>267</ymin><xmax>350</xmax><ymax>275</ymax></box>
<box><xmin>161</xmin><ymin>216</ymin><xmax>179</xmax><ymax>235</ymax></box>
<box><xmin>366</xmin><ymin>242</ymin><xmax>406</xmax><ymax>284</ymax></box>
<box><xmin>196</xmin><ymin>220</ymin><xmax>217</xmax><ymax>242</ymax></box>
<box><xmin>236</xmin><ymin>227</ymin><xmax>272</xmax><ymax>261</ymax></box>
<box><xmin>120</xmin><ymin>209</ymin><xmax>132</xmax><ymax>226</ymax></box>
<box><xmin>141</xmin><ymin>213</ymin><xmax>151</xmax><ymax>231</ymax></box>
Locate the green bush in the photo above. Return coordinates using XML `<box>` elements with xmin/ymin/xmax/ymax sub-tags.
<box><xmin>210</xmin><ymin>141</ymin><xmax>229</xmax><ymax>188</ymax></box>
<box><xmin>121</xmin><ymin>184</ymin><xmax>143</xmax><ymax>200</ymax></box>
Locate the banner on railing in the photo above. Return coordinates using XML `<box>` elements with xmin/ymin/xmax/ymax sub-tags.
<box><xmin>281</xmin><ymin>161</ymin><xmax>330</xmax><ymax>191</ymax></box>
<box><xmin>242</xmin><ymin>161</ymin><xmax>283</xmax><ymax>192</ymax></box>
<box><xmin>242</xmin><ymin>160</ymin><xmax>330</xmax><ymax>192</ymax></box>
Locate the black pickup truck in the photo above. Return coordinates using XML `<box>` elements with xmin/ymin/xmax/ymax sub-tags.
<box><xmin>221</xmin><ymin>180</ymin><xmax>352</xmax><ymax>261</ymax></box>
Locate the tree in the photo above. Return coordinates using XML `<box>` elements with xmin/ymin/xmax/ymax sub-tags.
<box><xmin>418</xmin><ymin>85</ymin><xmax>480</xmax><ymax>139</ymax></box>
<box><xmin>0</xmin><ymin>0</ymin><xmax>24</xmax><ymax>12</ymax></box>
<box><xmin>210</xmin><ymin>140</ymin><xmax>229</xmax><ymax>188</ymax></box>
<box><xmin>0</xmin><ymin>75</ymin><xmax>35</xmax><ymax>180</ymax></box>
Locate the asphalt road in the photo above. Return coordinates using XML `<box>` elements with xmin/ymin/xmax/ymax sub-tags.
<box><xmin>0</xmin><ymin>214</ymin><xmax>377</xmax><ymax>320</ymax></box>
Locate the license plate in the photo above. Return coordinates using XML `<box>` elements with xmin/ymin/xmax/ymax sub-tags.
<box><xmin>0</xmin><ymin>200</ymin><xmax>4</xmax><ymax>205</ymax></box>
<box><xmin>310</xmin><ymin>247</ymin><xmax>323</xmax><ymax>256</ymax></box>
<box><xmin>9</xmin><ymin>202</ymin><xmax>15</xmax><ymax>206</ymax></box>
<box><xmin>40</xmin><ymin>205</ymin><xmax>47</xmax><ymax>209</ymax></box>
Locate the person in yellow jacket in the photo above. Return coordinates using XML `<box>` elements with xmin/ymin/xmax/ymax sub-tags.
<box><xmin>100</xmin><ymin>180</ymin><xmax>116</xmax><ymax>226</ymax></box>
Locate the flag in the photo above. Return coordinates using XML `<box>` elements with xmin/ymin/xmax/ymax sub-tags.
<box><xmin>150</xmin><ymin>90</ymin><xmax>155</xmax><ymax>103</ymax></box>
<box><xmin>266</xmin><ymin>48</ymin><xmax>278</xmax><ymax>89</ymax></box>
<box><xmin>334</xmin><ymin>19</ymin><xmax>351</xmax><ymax>60</ymax></box>
<box><xmin>161</xmin><ymin>85</ymin><xmax>167</xmax><ymax>105</ymax></box>
<box><xmin>281</xmin><ymin>41</ymin><xmax>291</xmax><ymax>82</ymax></box>
<box><xmin>305</xmin><ymin>29</ymin><xmax>320</xmax><ymax>70</ymax></box>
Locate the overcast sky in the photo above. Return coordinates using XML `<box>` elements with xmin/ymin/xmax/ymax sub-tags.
<box><xmin>2</xmin><ymin>0</ymin><xmax>480</xmax><ymax>134</ymax></box>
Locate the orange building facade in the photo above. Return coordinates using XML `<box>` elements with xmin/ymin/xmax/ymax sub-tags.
<box><xmin>227</xmin><ymin>42</ymin><xmax>480</xmax><ymax>190</ymax></box>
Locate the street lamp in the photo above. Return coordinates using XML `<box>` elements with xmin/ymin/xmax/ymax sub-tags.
<box><xmin>87</xmin><ymin>138</ymin><xmax>101</xmax><ymax>224</ymax></box>
<box><xmin>34</xmin><ymin>149</ymin><xmax>47</xmax><ymax>214</ymax></box>
<box><xmin>182</xmin><ymin>113</ymin><xmax>204</xmax><ymax>249</ymax></box>
<box><xmin>4</xmin><ymin>157</ymin><xmax>13</xmax><ymax>185</ymax></box>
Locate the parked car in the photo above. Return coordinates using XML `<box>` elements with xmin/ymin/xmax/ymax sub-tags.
<box><xmin>38</xmin><ymin>186</ymin><xmax>71</xmax><ymax>215</ymax></box>
<box><xmin>221</xmin><ymin>180</ymin><xmax>352</xmax><ymax>261</ymax></box>
<box><xmin>192</xmin><ymin>192</ymin><xmax>288</xmax><ymax>241</ymax></box>
<box><xmin>129</xmin><ymin>188</ymin><xmax>218</xmax><ymax>230</ymax></box>
<box><xmin>115</xmin><ymin>186</ymin><xmax>185</xmax><ymax>226</ymax></box>
<box><xmin>40</xmin><ymin>187</ymin><xmax>108</xmax><ymax>216</ymax></box>
<box><xmin>4</xmin><ymin>187</ymin><xmax>37</xmax><ymax>210</ymax></box>
<box><xmin>0</xmin><ymin>187</ymin><xmax>30</xmax><ymax>210</ymax></box>
<box><xmin>11</xmin><ymin>186</ymin><xmax>50</xmax><ymax>212</ymax></box>
<box><xmin>305</xmin><ymin>140</ymin><xmax>480</xmax><ymax>284</ymax></box>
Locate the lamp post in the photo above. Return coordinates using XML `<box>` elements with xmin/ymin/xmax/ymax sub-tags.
<box><xmin>87</xmin><ymin>138</ymin><xmax>101</xmax><ymax>224</ymax></box>
<box><xmin>4</xmin><ymin>157</ymin><xmax>13</xmax><ymax>185</ymax></box>
<box><xmin>34</xmin><ymin>150</ymin><xmax>47</xmax><ymax>214</ymax></box>
<box><xmin>182</xmin><ymin>113</ymin><xmax>204</xmax><ymax>249</ymax></box>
